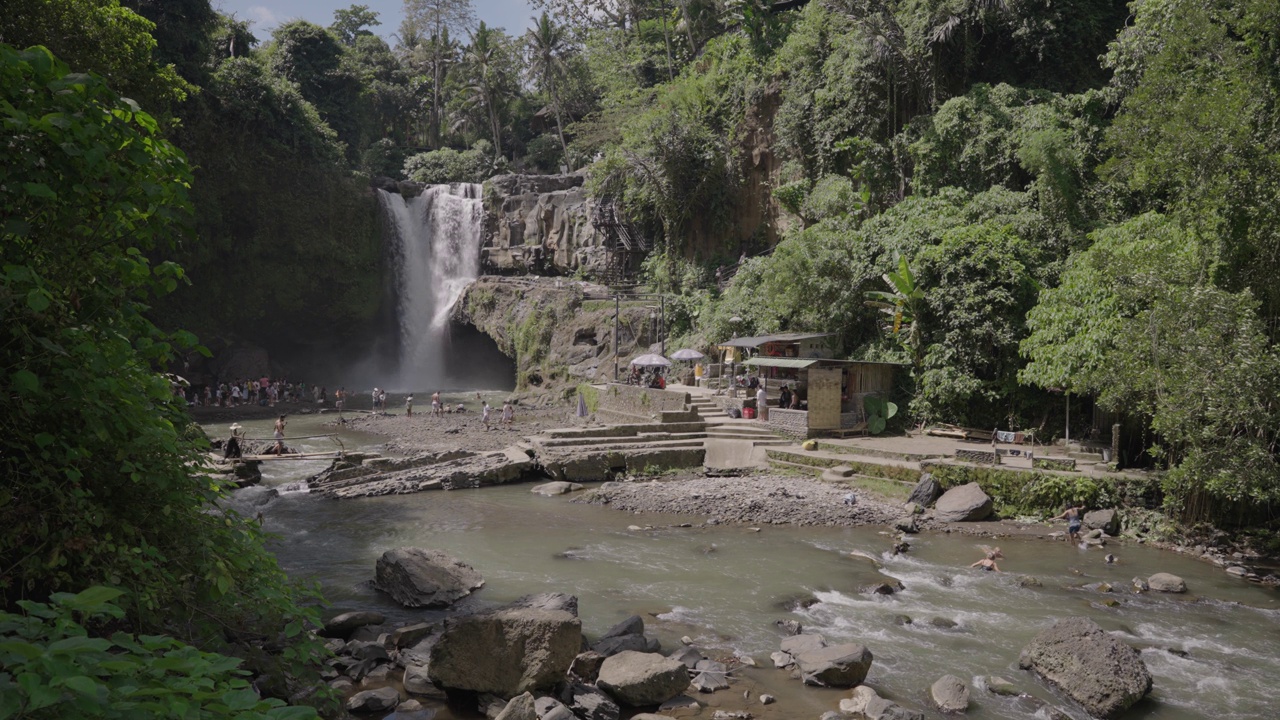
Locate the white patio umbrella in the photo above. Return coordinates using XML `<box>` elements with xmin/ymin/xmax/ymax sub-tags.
<box><xmin>630</xmin><ymin>353</ymin><xmax>672</xmax><ymax>367</ymax></box>
<box><xmin>670</xmin><ymin>348</ymin><xmax>705</xmax><ymax>361</ymax></box>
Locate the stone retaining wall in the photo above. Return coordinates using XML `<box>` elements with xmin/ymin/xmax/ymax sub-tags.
<box><xmin>597</xmin><ymin>384</ymin><xmax>692</xmax><ymax>424</ymax></box>
<box><xmin>767</xmin><ymin>408</ymin><xmax>809</xmax><ymax>437</ymax></box>
<box><xmin>955</xmin><ymin>448</ymin><xmax>1000</xmax><ymax>465</ymax></box>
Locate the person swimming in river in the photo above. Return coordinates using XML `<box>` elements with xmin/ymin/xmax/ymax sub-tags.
<box><xmin>1053</xmin><ymin>502</ymin><xmax>1085</xmax><ymax>544</ymax></box>
<box><xmin>970</xmin><ymin>547</ymin><xmax>1003</xmax><ymax>572</ymax></box>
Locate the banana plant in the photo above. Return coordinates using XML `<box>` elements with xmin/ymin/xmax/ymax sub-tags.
<box><xmin>865</xmin><ymin>254</ymin><xmax>925</xmax><ymax>367</ymax></box>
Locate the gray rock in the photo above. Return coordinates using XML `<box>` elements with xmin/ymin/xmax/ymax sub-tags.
<box><xmin>329</xmin><ymin>676</ymin><xmax>356</xmax><ymax>694</ymax></box>
<box><xmin>385</xmin><ymin>699</ymin><xmax>435</xmax><ymax>720</ymax></box>
<box><xmin>780</xmin><ymin>633</ymin><xmax>827</xmax><ymax>656</ymax></box>
<box><xmin>507</xmin><ymin>592</ymin><xmax>580</xmax><ymax>616</ymax></box>
<box><xmin>1148</xmin><ymin>573</ymin><xmax>1187</xmax><ymax>593</ymax></box>
<box><xmin>534</xmin><ymin>696</ymin><xmax>575</xmax><ymax>720</ymax></box>
<box><xmin>597</xmin><ymin>651</ymin><xmax>691</xmax><ymax>707</ymax></box>
<box><xmin>770</xmin><ymin>651</ymin><xmax>793</xmax><ymax>668</ymax></box>
<box><xmin>985</xmin><ymin>676</ymin><xmax>1018</xmax><ymax>696</ymax></box>
<box><xmin>928</xmin><ymin>617</ymin><xmax>958</xmax><ymax>629</ymax></box>
<box><xmin>657</xmin><ymin>695</ymin><xmax>701</xmax><ymax>716</ymax></box>
<box><xmin>346</xmin><ymin>686</ymin><xmax>400</xmax><ymax>713</ymax></box>
<box><xmin>320</xmin><ymin>611</ymin><xmax>386</xmax><ymax>639</ymax></box>
<box><xmin>388</xmin><ymin>622</ymin><xmax>435</xmax><ymax>649</ymax></box>
<box><xmin>531</xmin><ymin>481</ymin><xmax>584</xmax><ymax>496</ymax></box>
<box><xmin>907</xmin><ymin>473</ymin><xmax>942</xmax><ymax>507</ymax></box>
<box><xmin>695</xmin><ymin>659</ymin><xmax>728</xmax><ymax>674</ymax></box>
<box><xmin>760</xmin><ymin>694</ymin><xmax>775</xmax><ymax>705</ymax></box>
<box><xmin>930</xmin><ymin>674</ymin><xmax>970</xmax><ymax>713</ymax></box>
<box><xmin>427</xmin><ymin>603</ymin><xmax>581</xmax><ymax>696</ymax></box>
<box><xmin>374</xmin><ymin>548</ymin><xmax>485</xmax><ymax>608</ymax></box>
<box><xmin>1018</xmin><ymin>617</ymin><xmax>1152</xmax><ymax>719</ymax></box>
<box><xmin>669</xmin><ymin>646</ymin><xmax>704</xmax><ymax>669</ymax></box>
<box><xmin>893</xmin><ymin>515</ymin><xmax>920</xmax><ymax>533</ymax></box>
<box><xmin>795</xmin><ymin>643</ymin><xmax>874</xmax><ymax>687</ymax></box>
<box><xmin>601</xmin><ymin>615</ymin><xmax>645</xmax><ymax>638</ymax></box>
<box><xmin>933</xmin><ymin>482</ymin><xmax>993</xmax><ymax>522</ymax></box>
<box><xmin>1084</xmin><ymin>509</ymin><xmax>1120</xmax><ymax>535</ymax></box>
<box><xmin>571</xmin><ymin>650</ymin><xmax>607</xmax><ymax>681</ymax></box>
<box><xmin>774</xmin><ymin>619</ymin><xmax>803</xmax><ymax>635</ymax></box>
<box><xmin>1226</xmin><ymin>565</ymin><xmax>1249</xmax><ymax>577</ymax></box>
<box><xmin>561</xmin><ymin>682</ymin><xmax>621</xmax><ymax>720</ymax></box>
<box><xmin>494</xmin><ymin>693</ymin><xmax>537</xmax><ymax>720</ymax></box>
<box><xmin>691</xmin><ymin>670</ymin><xmax>729</xmax><ymax>693</ymax></box>
<box><xmin>592</xmin><ymin>633</ymin><xmax>649</xmax><ymax>657</ymax></box>
<box><xmin>865</xmin><ymin>696</ymin><xmax>925</xmax><ymax>720</ymax></box>
<box><xmin>402</xmin><ymin>664</ymin><xmax>433</xmax><ymax>695</ymax></box>
<box><xmin>1018</xmin><ymin>576</ymin><xmax>1043</xmax><ymax>588</ymax></box>
<box><xmin>840</xmin><ymin>685</ymin><xmax>880</xmax><ymax>715</ymax></box>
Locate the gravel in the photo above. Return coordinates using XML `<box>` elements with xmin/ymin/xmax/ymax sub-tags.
<box><xmin>576</xmin><ymin>474</ymin><xmax>901</xmax><ymax>527</ymax></box>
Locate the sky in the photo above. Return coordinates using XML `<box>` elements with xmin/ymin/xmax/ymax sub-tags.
<box><xmin>213</xmin><ymin>0</ymin><xmax>541</xmax><ymax>45</ymax></box>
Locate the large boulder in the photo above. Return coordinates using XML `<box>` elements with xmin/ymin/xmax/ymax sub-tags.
<box><xmin>795</xmin><ymin>643</ymin><xmax>874</xmax><ymax>687</ymax></box>
<box><xmin>532</xmin><ymin>481</ymin><xmax>584</xmax><ymax>496</ymax></box>
<box><xmin>930</xmin><ymin>674</ymin><xmax>970</xmax><ymax>713</ymax></box>
<box><xmin>374</xmin><ymin>548</ymin><xmax>485</xmax><ymax>608</ymax></box>
<box><xmin>494</xmin><ymin>693</ymin><xmax>537</xmax><ymax>720</ymax></box>
<box><xmin>908</xmin><ymin>473</ymin><xmax>942</xmax><ymax>507</ymax></box>
<box><xmin>933</xmin><ymin>483</ymin><xmax>993</xmax><ymax>522</ymax></box>
<box><xmin>346</xmin><ymin>687</ymin><xmax>400</xmax><ymax>713</ymax></box>
<box><xmin>1084</xmin><ymin>509</ymin><xmax>1120</xmax><ymax>535</ymax></box>
<box><xmin>1018</xmin><ymin>617</ymin><xmax>1152</xmax><ymax>719</ymax></box>
<box><xmin>1147</xmin><ymin>573</ymin><xmax>1187</xmax><ymax>593</ymax></box>
<box><xmin>597</xmin><ymin>651</ymin><xmax>690</xmax><ymax>707</ymax></box>
<box><xmin>319</xmin><ymin>611</ymin><xmax>385</xmax><ymax>639</ymax></box>
<box><xmin>427</xmin><ymin>602</ymin><xmax>581</xmax><ymax>696</ymax></box>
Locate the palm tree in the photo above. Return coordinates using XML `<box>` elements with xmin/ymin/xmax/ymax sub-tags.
<box><xmin>526</xmin><ymin>12</ymin><xmax>571</xmax><ymax>163</ymax></box>
<box><xmin>463</xmin><ymin>22</ymin><xmax>503</xmax><ymax>156</ymax></box>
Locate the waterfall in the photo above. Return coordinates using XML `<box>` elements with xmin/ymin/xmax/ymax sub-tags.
<box><xmin>377</xmin><ymin>184</ymin><xmax>485</xmax><ymax>390</ymax></box>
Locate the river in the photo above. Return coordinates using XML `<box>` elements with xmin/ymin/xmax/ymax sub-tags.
<box><xmin>216</xmin><ymin>414</ymin><xmax>1280</xmax><ymax>720</ymax></box>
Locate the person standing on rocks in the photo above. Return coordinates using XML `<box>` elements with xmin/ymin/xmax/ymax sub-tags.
<box><xmin>1053</xmin><ymin>503</ymin><xmax>1084</xmax><ymax>544</ymax></box>
<box><xmin>432</xmin><ymin>391</ymin><xmax>442</xmax><ymax>417</ymax></box>
<box><xmin>501</xmin><ymin>400</ymin><xmax>514</xmax><ymax>428</ymax></box>
<box><xmin>405</xmin><ymin>394</ymin><xmax>414</xmax><ymax>417</ymax></box>
<box><xmin>755</xmin><ymin>383</ymin><xmax>768</xmax><ymax>421</ymax></box>
<box><xmin>482</xmin><ymin>401</ymin><xmax>492</xmax><ymax>430</ymax></box>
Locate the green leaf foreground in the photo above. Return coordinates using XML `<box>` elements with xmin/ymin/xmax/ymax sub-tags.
<box><xmin>1</xmin><ymin>42</ymin><xmax>331</xmax><ymax>718</ymax></box>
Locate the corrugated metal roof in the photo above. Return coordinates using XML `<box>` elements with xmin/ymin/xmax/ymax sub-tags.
<box><xmin>742</xmin><ymin>357</ymin><xmax>821</xmax><ymax>369</ymax></box>
<box><xmin>719</xmin><ymin>332</ymin><xmax>833</xmax><ymax>348</ymax></box>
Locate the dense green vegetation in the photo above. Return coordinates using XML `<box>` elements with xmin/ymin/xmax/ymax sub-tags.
<box><xmin>1</xmin><ymin>43</ymin><xmax>327</xmax><ymax>716</ymax></box>
<box><xmin>4</xmin><ymin>0</ymin><xmax>1280</xmax><ymax>677</ymax></box>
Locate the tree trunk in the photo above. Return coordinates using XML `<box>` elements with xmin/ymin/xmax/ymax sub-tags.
<box><xmin>549</xmin><ymin>73</ymin><xmax>568</xmax><ymax>164</ymax></box>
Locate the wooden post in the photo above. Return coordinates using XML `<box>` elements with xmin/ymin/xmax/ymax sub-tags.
<box><xmin>660</xmin><ymin>294</ymin><xmax>666</xmax><ymax>357</ymax></box>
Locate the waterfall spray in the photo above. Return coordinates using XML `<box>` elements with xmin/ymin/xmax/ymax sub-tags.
<box><xmin>376</xmin><ymin>184</ymin><xmax>484</xmax><ymax>390</ymax></box>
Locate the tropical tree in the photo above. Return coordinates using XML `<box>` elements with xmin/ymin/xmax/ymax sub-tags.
<box><xmin>331</xmin><ymin>3</ymin><xmax>381</xmax><ymax>46</ymax></box>
<box><xmin>459</xmin><ymin>22</ymin><xmax>510</xmax><ymax>156</ymax></box>
<box><xmin>403</xmin><ymin>0</ymin><xmax>475</xmax><ymax>147</ymax></box>
<box><xmin>526</xmin><ymin>12</ymin><xmax>571</xmax><ymax>160</ymax></box>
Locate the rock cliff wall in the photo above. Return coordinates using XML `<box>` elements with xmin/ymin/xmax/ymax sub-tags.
<box><xmin>453</xmin><ymin>276</ymin><xmax>664</xmax><ymax>390</ymax></box>
<box><xmin>481</xmin><ymin>174</ymin><xmax>612</xmax><ymax>277</ymax></box>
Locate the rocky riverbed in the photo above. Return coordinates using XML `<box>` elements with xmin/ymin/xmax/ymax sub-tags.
<box><xmin>577</xmin><ymin>474</ymin><xmax>901</xmax><ymax>528</ymax></box>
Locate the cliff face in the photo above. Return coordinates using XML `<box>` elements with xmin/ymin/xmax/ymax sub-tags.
<box><xmin>481</xmin><ymin>174</ymin><xmax>612</xmax><ymax>277</ymax></box>
<box><xmin>454</xmin><ymin>276</ymin><xmax>664</xmax><ymax>390</ymax></box>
